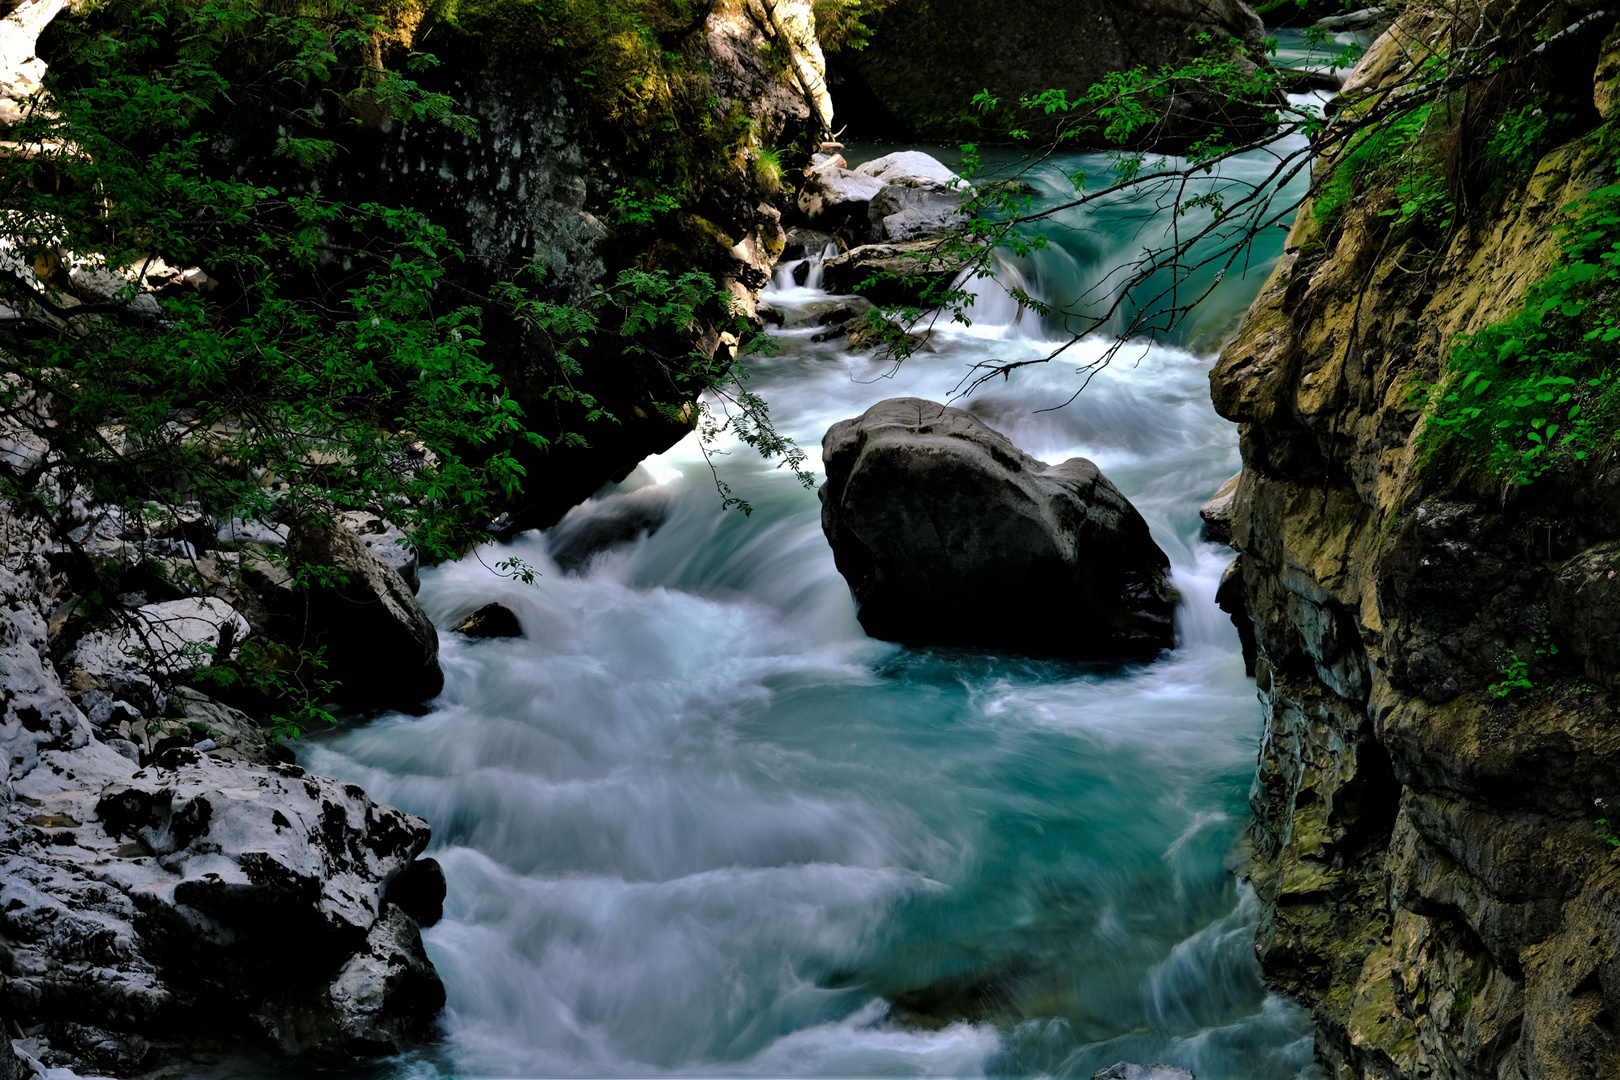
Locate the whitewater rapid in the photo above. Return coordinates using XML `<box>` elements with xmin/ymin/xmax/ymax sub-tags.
<box><xmin>302</xmin><ymin>81</ymin><xmax>1344</xmax><ymax>1078</ymax></box>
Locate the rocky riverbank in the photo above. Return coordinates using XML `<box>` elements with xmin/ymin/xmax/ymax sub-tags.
<box><xmin>0</xmin><ymin>500</ymin><xmax>447</xmax><ymax>1075</ymax></box>
<box><xmin>0</xmin><ymin>0</ymin><xmax>825</xmax><ymax>1073</ymax></box>
<box><xmin>1213</xmin><ymin>12</ymin><xmax>1620</xmax><ymax>1078</ymax></box>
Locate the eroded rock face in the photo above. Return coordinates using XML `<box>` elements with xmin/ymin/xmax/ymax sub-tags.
<box><xmin>1212</xmin><ymin>13</ymin><xmax>1620</xmax><ymax>1078</ymax></box>
<box><xmin>820</xmin><ymin>398</ymin><xmax>1177</xmax><ymax>659</ymax></box>
<box><xmin>284</xmin><ymin>518</ymin><xmax>443</xmax><ymax>710</ymax></box>
<box><xmin>3</xmin><ymin>748</ymin><xmax>444</xmax><ymax>1067</ymax></box>
<box><xmin>828</xmin><ymin>0</ymin><xmax>1266</xmax><ymax>145</ymax></box>
<box><xmin>0</xmin><ymin>510</ymin><xmax>446</xmax><ymax>1073</ymax></box>
<box><xmin>0</xmin><ymin>487</ymin><xmax>450</xmax><ymax>1072</ymax></box>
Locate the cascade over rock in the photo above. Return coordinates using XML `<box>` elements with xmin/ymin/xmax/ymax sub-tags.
<box><xmin>1213</xmin><ymin>11</ymin><xmax>1620</xmax><ymax>1078</ymax></box>
<box><xmin>819</xmin><ymin>397</ymin><xmax>1177</xmax><ymax>659</ymax></box>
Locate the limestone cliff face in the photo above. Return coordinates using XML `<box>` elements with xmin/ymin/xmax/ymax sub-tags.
<box><xmin>184</xmin><ymin>0</ymin><xmax>828</xmax><ymax>527</ymax></box>
<box><xmin>344</xmin><ymin>0</ymin><xmax>829</xmax><ymax>526</ymax></box>
<box><xmin>1213</xmin><ymin>17</ymin><xmax>1620</xmax><ymax>1080</ymax></box>
<box><xmin>827</xmin><ymin>0</ymin><xmax>1266</xmax><ymax>145</ymax></box>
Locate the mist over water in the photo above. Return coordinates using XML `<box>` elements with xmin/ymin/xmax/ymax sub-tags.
<box><xmin>303</xmin><ymin>90</ymin><xmax>1334</xmax><ymax>1079</ymax></box>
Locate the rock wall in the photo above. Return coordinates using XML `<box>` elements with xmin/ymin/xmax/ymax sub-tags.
<box><xmin>1213</xmin><ymin>14</ymin><xmax>1620</xmax><ymax>1079</ymax></box>
<box><xmin>826</xmin><ymin>0</ymin><xmax>1266</xmax><ymax>145</ymax></box>
<box><xmin>0</xmin><ymin>506</ymin><xmax>448</xmax><ymax>1074</ymax></box>
<box><xmin>328</xmin><ymin>0</ymin><xmax>831</xmax><ymax>527</ymax></box>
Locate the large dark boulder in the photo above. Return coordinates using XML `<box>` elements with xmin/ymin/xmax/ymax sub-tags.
<box><xmin>828</xmin><ymin>0</ymin><xmax>1267</xmax><ymax>146</ymax></box>
<box><xmin>819</xmin><ymin>398</ymin><xmax>1177</xmax><ymax>658</ymax></box>
<box><xmin>284</xmin><ymin>519</ymin><xmax>444</xmax><ymax>709</ymax></box>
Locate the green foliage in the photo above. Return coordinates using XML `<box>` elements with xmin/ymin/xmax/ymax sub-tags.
<box><xmin>810</xmin><ymin>0</ymin><xmax>884</xmax><ymax>52</ymax></box>
<box><xmin>1597</xmin><ymin>798</ymin><xmax>1620</xmax><ymax>848</ymax></box>
<box><xmin>1313</xmin><ymin>102</ymin><xmax>1449</xmax><ymax>231</ymax></box>
<box><xmin>193</xmin><ymin>639</ymin><xmax>339</xmax><ymax>743</ymax></box>
<box><xmin>1421</xmin><ymin>160</ymin><xmax>1620</xmax><ymax>485</ymax></box>
<box><xmin>865</xmin><ymin>33</ymin><xmax>1370</xmax><ymax>373</ymax></box>
<box><xmin>0</xmin><ymin>0</ymin><xmax>803</xmax><ymax>738</ymax></box>
<box><xmin>611</xmin><ymin>184</ymin><xmax>684</xmax><ymax>228</ymax></box>
<box><xmin>979</xmin><ymin>38</ymin><xmax>1291</xmax><ymax>153</ymax></box>
<box><xmin>1482</xmin><ymin>98</ymin><xmax>1571</xmax><ymax>187</ymax></box>
<box><xmin>1488</xmin><ymin>652</ymin><xmax>1534</xmax><ymax>698</ymax></box>
<box><xmin>753</xmin><ymin>147</ymin><xmax>784</xmax><ymax>194</ymax></box>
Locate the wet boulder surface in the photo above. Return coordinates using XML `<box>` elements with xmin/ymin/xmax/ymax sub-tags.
<box><xmin>0</xmin><ymin>515</ymin><xmax>446</xmax><ymax>1074</ymax></box>
<box><xmin>281</xmin><ymin>518</ymin><xmax>444</xmax><ymax>710</ymax></box>
<box><xmin>1</xmin><ymin>742</ymin><xmax>445</xmax><ymax>1072</ymax></box>
<box><xmin>819</xmin><ymin>397</ymin><xmax>1177</xmax><ymax>660</ymax></box>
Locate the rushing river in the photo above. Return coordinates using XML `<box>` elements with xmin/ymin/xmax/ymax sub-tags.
<box><xmin>300</xmin><ymin>48</ymin><xmax>1348</xmax><ymax>1079</ymax></box>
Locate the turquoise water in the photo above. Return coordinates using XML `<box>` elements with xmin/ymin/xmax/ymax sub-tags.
<box><xmin>302</xmin><ymin>97</ymin><xmax>1330</xmax><ymax>1079</ymax></box>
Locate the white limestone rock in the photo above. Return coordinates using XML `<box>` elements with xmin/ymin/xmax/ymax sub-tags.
<box><xmin>854</xmin><ymin>150</ymin><xmax>961</xmax><ymax>185</ymax></box>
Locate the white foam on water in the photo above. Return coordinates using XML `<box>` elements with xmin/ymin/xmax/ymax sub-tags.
<box><xmin>303</xmin><ymin>126</ymin><xmax>1331</xmax><ymax>1080</ymax></box>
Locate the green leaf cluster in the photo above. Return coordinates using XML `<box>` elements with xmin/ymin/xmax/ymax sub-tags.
<box><xmin>0</xmin><ymin>0</ymin><xmax>802</xmax><ymax>735</ymax></box>
<box><xmin>1421</xmin><ymin>155</ymin><xmax>1620</xmax><ymax>485</ymax></box>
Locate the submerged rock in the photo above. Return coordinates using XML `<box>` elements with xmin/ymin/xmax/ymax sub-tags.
<box><xmin>1092</xmin><ymin>1065</ymin><xmax>1195</xmax><ymax>1080</ymax></box>
<box><xmin>783</xmin><ymin>296</ymin><xmax>875</xmax><ymax>330</ymax></box>
<box><xmin>453</xmin><ymin>602</ymin><xmax>523</xmax><ymax>639</ymax></box>
<box><xmin>546</xmin><ymin>485</ymin><xmax>674</xmax><ymax>573</ymax></box>
<box><xmin>819</xmin><ymin>398</ymin><xmax>1177</xmax><ymax>658</ymax></box>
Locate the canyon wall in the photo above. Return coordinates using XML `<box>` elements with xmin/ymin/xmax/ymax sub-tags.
<box><xmin>1215</xmin><ymin>13</ymin><xmax>1620</xmax><ymax>1079</ymax></box>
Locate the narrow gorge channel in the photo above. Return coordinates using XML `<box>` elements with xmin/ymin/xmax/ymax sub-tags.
<box><xmin>14</xmin><ymin>3</ymin><xmax>1620</xmax><ymax>1076</ymax></box>
<box><xmin>303</xmin><ymin>124</ymin><xmax>1328</xmax><ymax>1080</ymax></box>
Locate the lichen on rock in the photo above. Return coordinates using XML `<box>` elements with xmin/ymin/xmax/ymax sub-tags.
<box><xmin>1212</xmin><ymin>10</ymin><xmax>1620</xmax><ymax>1077</ymax></box>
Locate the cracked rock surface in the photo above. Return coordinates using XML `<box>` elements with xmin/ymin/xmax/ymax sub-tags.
<box><xmin>1</xmin><ymin>511</ymin><xmax>445</xmax><ymax>1074</ymax></box>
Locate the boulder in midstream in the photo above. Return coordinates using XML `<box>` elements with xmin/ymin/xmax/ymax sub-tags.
<box><xmin>453</xmin><ymin>602</ymin><xmax>523</xmax><ymax>639</ymax></box>
<box><xmin>819</xmin><ymin>397</ymin><xmax>1178</xmax><ymax>659</ymax></box>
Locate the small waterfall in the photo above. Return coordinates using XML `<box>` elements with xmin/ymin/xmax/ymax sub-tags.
<box><xmin>955</xmin><ymin>251</ymin><xmax>1036</xmax><ymax>338</ymax></box>
<box><xmin>772</xmin><ymin>241</ymin><xmax>840</xmax><ymax>293</ymax></box>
